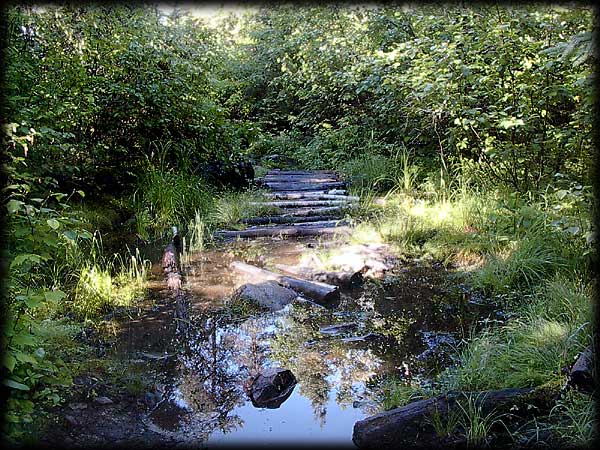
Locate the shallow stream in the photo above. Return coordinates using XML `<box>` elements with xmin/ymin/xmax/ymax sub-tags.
<box><xmin>114</xmin><ymin>236</ymin><xmax>497</xmax><ymax>447</ymax></box>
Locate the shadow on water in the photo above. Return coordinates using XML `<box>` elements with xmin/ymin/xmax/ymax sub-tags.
<box><xmin>114</xmin><ymin>237</ymin><xmax>499</xmax><ymax>447</ymax></box>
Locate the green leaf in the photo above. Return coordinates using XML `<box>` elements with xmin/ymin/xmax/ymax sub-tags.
<box><xmin>15</xmin><ymin>351</ymin><xmax>38</xmax><ymax>365</ymax></box>
<box><xmin>47</xmin><ymin>218</ymin><xmax>60</xmax><ymax>229</ymax></box>
<box><xmin>24</xmin><ymin>295</ymin><xmax>44</xmax><ymax>309</ymax></box>
<box><xmin>10</xmin><ymin>254</ymin><xmax>43</xmax><ymax>270</ymax></box>
<box><xmin>7</xmin><ymin>199</ymin><xmax>24</xmax><ymax>214</ymax></box>
<box><xmin>3</xmin><ymin>379</ymin><xmax>30</xmax><ymax>391</ymax></box>
<box><xmin>3</xmin><ymin>353</ymin><xmax>16</xmax><ymax>372</ymax></box>
<box><xmin>44</xmin><ymin>290</ymin><xmax>66</xmax><ymax>303</ymax></box>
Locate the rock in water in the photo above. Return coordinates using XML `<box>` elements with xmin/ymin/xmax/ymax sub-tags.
<box><xmin>232</xmin><ymin>281</ymin><xmax>299</xmax><ymax>312</ymax></box>
<box><xmin>248</xmin><ymin>368</ymin><xmax>297</xmax><ymax>409</ymax></box>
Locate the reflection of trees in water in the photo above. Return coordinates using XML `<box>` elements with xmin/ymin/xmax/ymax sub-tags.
<box><xmin>270</xmin><ymin>305</ymin><xmax>385</xmax><ymax>425</ymax></box>
<box><xmin>174</xmin><ymin>316</ymin><xmax>247</xmax><ymax>435</ymax></box>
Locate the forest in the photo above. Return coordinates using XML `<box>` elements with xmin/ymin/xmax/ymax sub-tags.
<box><xmin>0</xmin><ymin>3</ymin><xmax>597</xmax><ymax>448</ymax></box>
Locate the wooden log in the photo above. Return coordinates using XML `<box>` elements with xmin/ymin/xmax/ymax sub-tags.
<box><xmin>281</xmin><ymin>205</ymin><xmax>354</xmax><ymax>216</ymax></box>
<box><xmin>274</xmin><ymin>263</ymin><xmax>365</xmax><ymax>288</ymax></box>
<box><xmin>242</xmin><ymin>215</ymin><xmax>340</xmax><ymax>225</ymax></box>
<box><xmin>249</xmin><ymin>199</ymin><xmax>355</xmax><ymax>208</ymax></box>
<box><xmin>214</xmin><ymin>225</ymin><xmax>351</xmax><ymax>239</ymax></box>
<box><xmin>246</xmin><ymin>220</ymin><xmax>347</xmax><ymax>230</ymax></box>
<box><xmin>264</xmin><ymin>192</ymin><xmax>358</xmax><ymax>201</ymax></box>
<box><xmin>567</xmin><ymin>345</ymin><xmax>594</xmax><ymax>393</ymax></box>
<box><xmin>230</xmin><ymin>261</ymin><xmax>340</xmax><ymax>304</ymax></box>
<box><xmin>352</xmin><ymin>386</ymin><xmax>560</xmax><ymax>449</ymax></box>
<box><xmin>263</xmin><ymin>174</ymin><xmax>339</xmax><ymax>180</ymax></box>
<box><xmin>263</xmin><ymin>181</ymin><xmax>346</xmax><ymax>191</ymax></box>
<box><xmin>269</xmin><ymin>170</ymin><xmax>336</xmax><ymax>175</ymax></box>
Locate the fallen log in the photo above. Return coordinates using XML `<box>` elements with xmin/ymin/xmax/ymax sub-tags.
<box><xmin>242</xmin><ymin>215</ymin><xmax>340</xmax><ymax>225</ymax></box>
<box><xmin>352</xmin><ymin>385</ymin><xmax>561</xmax><ymax>449</ymax></box>
<box><xmin>263</xmin><ymin>181</ymin><xmax>346</xmax><ymax>191</ymax></box>
<box><xmin>274</xmin><ymin>263</ymin><xmax>365</xmax><ymax>288</ymax></box>
<box><xmin>567</xmin><ymin>345</ymin><xmax>594</xmax><ymax>393</ymax></box>
<box><xmin>214</xmin><ymin>225</ymin><xmax>351</xmax><ymax>239</ymax></box>
<box><xmin>230</xmin><ymin>261</ymin><xmax>339</xmax><ymax>304</ymax></box>
<box><xmin>162</xmin><ymin>230</ymin><xmax>182</xmax><ymax>274</ymax></box>
<box><xmin>249</xmin><ymin>199</ymin><xmax>355</xmax><ymax>208</ymax></box>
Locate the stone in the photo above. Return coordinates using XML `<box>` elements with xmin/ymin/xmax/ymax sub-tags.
<box><xmin>94</xmin><ymin>396</ymin><xmax>114</xmax><ymax>405</ymax></box>
<box><xmin>247</xmin><ymin>368</ymin><xmax>297</xmax><ymax>409</ymax></box>
<box><xmin>232</xmin><ymin>281</ymin><xmax>298</xmax><ymax>312</ymax></box>
<box><xmin>319</xmin><ymin>322</ymin><xmax>358</xmax><ymax>336</ymax></box>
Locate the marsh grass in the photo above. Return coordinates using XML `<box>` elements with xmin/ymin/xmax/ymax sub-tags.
<box><xmin>456</xmin><ymin>393</ymin><xmax>509</xmax><ymax>447</ymax></box>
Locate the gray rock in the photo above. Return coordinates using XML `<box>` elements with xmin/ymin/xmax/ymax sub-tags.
<box><xmin>233</xmin><ymin>281</ymin><xmax>298</xmax><ymax>311</ymax></box>
<box><xmin>319</xmin><ymin>322</ymin><xmax>358</xmax><ymax>336</ymax></box>
<box><xmin>94</xmin><ymin>396</ymin><xmax>114</xmax><ymax>405</ymax></box>
<box><xmin>65</xmin><ymin>415</ymin><xmax>79</xmax><ymax>426</ymax></box>
<box><xmin>248</xmin><ymin>367</ymin><xmax>297</xmax><ymax>409</ymax></box>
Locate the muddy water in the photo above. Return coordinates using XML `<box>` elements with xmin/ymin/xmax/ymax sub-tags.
<box><xmin>117</xmin><ymin>236</ymin><xmax>496</xmax><ymax>447</ymax></box>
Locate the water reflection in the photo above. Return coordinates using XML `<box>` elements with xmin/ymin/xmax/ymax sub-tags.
<box><xmin>139</xmin><ymin>239</ymin><xmax>496</xmax><ymax>446</ymax></box>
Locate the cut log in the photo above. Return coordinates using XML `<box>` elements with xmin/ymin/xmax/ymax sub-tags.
<box><xmin>230</xmin><ymin>261</ymin><xmax>339</xmax><ymax>304</ymax></box>
<box><xmin>274</xmin><ymin>263</ymin><xmax>365</xmax><ymax>288</ymax></box>
<box><xmin>263</xmin><ymin>175</ymin><xmax>339</xmax><ymax>181</ymax></box>
<box><xmin>282</xmin><ymin>205</ymin><xmax>354</xmax><ymax>216</ymax></box>
<box><xmin>249</xmin><ymin>199</ymin><xmax>355</xmax><ymax>208</ymax></box>
<box><xmin>264</xmin><ymin>192</ymin><xmax>358</xmax><ymax>201</ymax></box>
<box><xmin>231</xmin><ymin>281</ymin><xmax>298</xmax><ymax>312</ymax></box>
<box><xmin>242</xmin><ymin>215</ymin><xmax>340</xmax><ymax>225</ymax></box>
<box><xmin>352</xmin><ymin>386</ymin><xmax>560</xmax><ymax>449</ymax></box>
<box><xmin>567</xmin><ymin>345</ymin><xmax>594</xmax><ymax>393</ymax></box>
<box><xmin>269</xmin><ymin>170</ymin><xmax>336</xmax><ymax>175</ymax></box>
<box><xmin>214</xmin><ymin>225</ymin><xmax>351</xmax><ymax>239</ymax></box>
<box><xmin>263</xmin><ymin>181</ymin><xmax>346</xmax><ymax>191</ymax></box>
<box><xmin>246</xmin><ymin>220</ymin><xmax>347</xmax><ymax>230</ymax></box>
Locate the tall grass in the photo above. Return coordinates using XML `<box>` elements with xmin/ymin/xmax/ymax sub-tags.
<box><xmin>132</xmin><ymin>168</ymin><xmax>213</xmax><ymax>238</ymax></box>
<box><xmin>72</xmin><ymin>249</ymin><xmax>150</xmax><ymax>320</ymax></box>
<box><xmin>210</xmin><ymin>189</ymin><xmax>279</xmax><ymax>228</ymax></box>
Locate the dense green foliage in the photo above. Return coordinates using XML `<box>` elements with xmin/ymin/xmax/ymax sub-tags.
<box><xmin>1</xmin><ymin>3</ymin><xmax>595</xmax><ymax>445</ymax></box>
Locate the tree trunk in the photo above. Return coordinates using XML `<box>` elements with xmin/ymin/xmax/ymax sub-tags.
<box><xmin>230</xmin><ymin>261</ymin><xmax>340</xmax><ymax>304</ymax></box>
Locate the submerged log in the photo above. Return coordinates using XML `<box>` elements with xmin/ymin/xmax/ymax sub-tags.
<box><xmin>352</xmin><ymin>386</ymin><xmax>561</xmax><ymax>449</ymax></box>
<box><xmin>274</xmin><ymin>263</ymin><xmax>365</xmax><ymax>288</ymax></box>
<box><xmin>214</xmin><ymin>225</ymin><xmax>351</xmax><ymax>239</ymax></box>
<box><xmin>230</xmin><ymin>261</ymin><xmax>339</xmax><ymax>304</ymax></box>
<box><xmin>263</xmin><ymin>181</ymin><xmax>346</xmax><ymax>191</ymax></box>
<box><xmin>242</xmin><ymin>215</ymin><xmax>340</xmax><ymax>226</ymax></box>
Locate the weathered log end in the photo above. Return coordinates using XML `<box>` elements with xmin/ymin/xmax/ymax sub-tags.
<box><xmin>567</xmin><ymin>345</ymin><xmax>594</xmax><ymax>393</ymax></box>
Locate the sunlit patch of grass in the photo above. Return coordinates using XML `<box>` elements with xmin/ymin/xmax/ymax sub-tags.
<box><xmin>210</xmin><ymin>189</ymin><xmax>279</xmax><ymax>228</ymax></box>
<box><xmin>380</xmin><ymin>376</ymin><xmax>428</xmax><ymax>410</ymax></box>
<box><xmin>72</xmin><ymin>251</ymin><xmax>150</xmax><ymax>320</ymax></box>
<box><xmin>471</xmin><ymin>226</ymin><xmax>567</xmax><ymax>295</ymax></box>
<box><xmin>349</xmin><ymin>222</ymin><xmax>383</xmax><ymax>245</ymax></box>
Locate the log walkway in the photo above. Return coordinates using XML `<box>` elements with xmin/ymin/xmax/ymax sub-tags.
<box><xmin>214</xmin><ymin>169</ymin><xmax>357</xmax><ymax>239</ymax></box>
